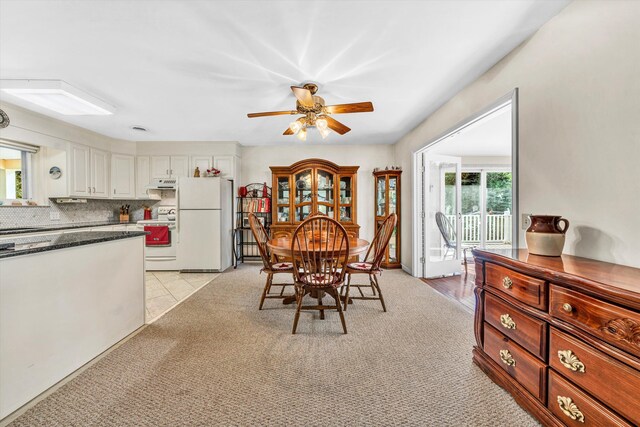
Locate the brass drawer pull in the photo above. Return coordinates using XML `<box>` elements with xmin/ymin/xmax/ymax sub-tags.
<box><xmin>557</xmin><ymin>396</ymin><xmax>585</xmax><ymax>423</ymax></box>
<box><xmin>558</xmin><ymin>350</ymin><xmax>586</xmax><ymax>373</ymax></box>
<box><xmin>500</xmin><ymin>313</ymin><xmax>516</xmax><ymax>330</ymax></box>
<box><xmin>502</xmin><ymin>276</ymin><xmax>513</xmax><ymax>289</ymax></box>
<box><xmin>499</xmin><ymin>349</ymin><xmax>516</xmax><ymax>367</ymax></box>
<box><xmin>562</xmin><ymin>303</ymin><xmax>573</xmax><ymax>313</ymax></box>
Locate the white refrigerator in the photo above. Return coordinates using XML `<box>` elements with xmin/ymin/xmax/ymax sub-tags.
<box><xmin>177</xmin><ymin>177</ymin><xmax>233</xmax><ymax>272</ymax></box>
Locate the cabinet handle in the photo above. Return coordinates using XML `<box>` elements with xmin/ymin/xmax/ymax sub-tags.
<box><xmin>114</xmin><ymin>188</ymin><xmax>116</xmax><ymax>194</ymax></box>
<box><xmin>166</xmin><ymin>169</ymin><xmax>169</xmax><ymax>174</ymax></box>
<box><xmin>563</xmin><ymin>303</ymin><xmax>573</xmax><ymax>313</ymax></box>
<box><xmin>88</xmin><ymin>186</ymin><xmax>91</xmax><ymax>193</ymax></box>
<box><xmin>558</xmin><ymin>350</ymin><xmax>586</xmax><ymax>373</ymax></box>
<box><xmin>93</xmin><ymin>187</ymin><xmax>96</xmax><ymax>193</ymax></box>
<box><xmin>557</xmin><ymin>396</ymin><xmax>585</xmax><ymax>423</ymax></box>
<box><xmin>502</xmin><ymin>276</ymin><xmax>513</xmax><ymax>289</ymax></box>
<box><xmin>500</xmin><ymin>313</ymin><xmax>516</xmax><ymax>330</ymax></box>
<box><xmin>499</xmin><ymin>349</ymin><xmax>516</xmax><ymax>367</ymax></box>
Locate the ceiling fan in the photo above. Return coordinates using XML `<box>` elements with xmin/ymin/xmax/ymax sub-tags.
<box><xmin>247</xmin><ymin>83</ymin><xmax>374</xmax><ymax>141</ymax></box>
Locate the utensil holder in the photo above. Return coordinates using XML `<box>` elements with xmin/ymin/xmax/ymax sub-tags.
<box><xmin>119</xmin><ymin>214</ymin><xmax>130</xmax><ymax>223</ymax></box>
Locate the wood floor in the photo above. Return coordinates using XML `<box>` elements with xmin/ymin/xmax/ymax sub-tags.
<box><xmin>420</xmin><ymin>263</ymin><xmax>476</xmax><ymax>312</ymax></box>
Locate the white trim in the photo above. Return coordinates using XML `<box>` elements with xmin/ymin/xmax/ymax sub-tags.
<box><xmin>411</xmin><ymin>89</ymin><xmax>519</xmax><ymax>278</ymax></box>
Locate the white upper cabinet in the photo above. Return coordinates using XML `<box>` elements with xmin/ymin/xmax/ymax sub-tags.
<box><xmin>136</xmin><ymin>156</ymin><xmax>151</xmax><ymax>199</ymax></box>
<box><xmin>69</xmin><ymin>144</ymin><xmax>91</xmax><ymax>197</ymax></box>
<box><xmin>90</xmin><ymin>149</ymin><xmax>109</xmax><ymax>198</ymax></box>
<box><xmin>213</xmin><ymin>155</ymin><xmax>235</xmax><ymax>179</ymax></box>
<box><xmin>150</xmin><ymin>155</ymin><xmax>189</xmax><ymax>179</ymax></box>
<box><xmin>191</xmin><ymin>156</ymin><xmax>212</xmax><ymax>175</ymax></box>
<box><xmin>111</xmin><ymin>154</ymin><xmax>135</xmax><ymax>199</ymax></box>
<box><xmin>151</xmin><ymin>156</ymin><xmax>171</xmax><ymax>179</ymax></box>
<box><xmin>170</xmin><ymin>156</ymin><xmax>189</xmax><ymax>178</ymax></box>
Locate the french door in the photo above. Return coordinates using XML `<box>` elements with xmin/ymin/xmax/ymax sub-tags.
<box><xmin>422</xmin><ymin>153</ymin><xmax>462</xmax><ymax>278</ymax></box>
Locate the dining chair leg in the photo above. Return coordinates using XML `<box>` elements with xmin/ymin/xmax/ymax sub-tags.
<box><xmin>343</xmin><ymin>273</ymin><xmax>352</xmax><ymax>311</ymax></box>
<box><xmin>372</xmin><ymin>274</ymin><xmax>387</xmax><ymax>312</ymax></box>
<box><xmin>259</xmin><ymin>273</ymin><xmax>273</xmax><ymax>310</ymax></box>
<box><xmin>331</xmin><ymin>288</ymin><xmax>347</xmax><ymax>334</ymax></box>
<box><xmin>292</xmin><ymin>286</ymin><xmax>304</xmax><ymax>334</ymax></box>
<box><xmin>318</xmin><ymin>294</ymin><xmax>325</xmax><ymax>320</ymax></box>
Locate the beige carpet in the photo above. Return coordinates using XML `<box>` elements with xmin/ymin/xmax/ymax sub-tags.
<box><xmin>9</xmin><ymin>265</ymin><xmax>539</xmax><ymax>426</ymax></box>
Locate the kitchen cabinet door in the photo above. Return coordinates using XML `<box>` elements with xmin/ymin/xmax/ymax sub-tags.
<box><xmin>69</xmin><ymin>144</ymin><xmax>91</xmax><ymax>197</ymax></box>
<box><xmin>90</xmin><ymin>149</ymin><xmax>109</xmax><ymax>198</ymax></box>
<box><xmin>191</xmin><ymin>156</ymin><xmax>212</xmax><ymax>175</ymax></box>
<box><xmin>136</xmin><ymin>156</ymin><xmax>151</xmax><ymax>199</ymax></box>
<box><xmin>213</xmin><ymin>155</ymin><xmax>235</xmax><ymax>179</ymax></box>
<box><xmin>111</xmin><ymin>154</ymin><xmax>135</xmax><ymax>199</ymax></box>
<box><xmin>170</xmin><ymin>156</ymin><xmax>189</xmax><ymax>178</ymax></box>
<box><xmin>151</xmin><ymin>156</ymin><xmax>171</xmax><ymax>179</ymax></box>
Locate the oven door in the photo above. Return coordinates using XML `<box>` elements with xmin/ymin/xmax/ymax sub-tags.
<box><xmin>139</xmin><ymin>226</ymin><xmax>176</xmax><ymax>259</ymax></box>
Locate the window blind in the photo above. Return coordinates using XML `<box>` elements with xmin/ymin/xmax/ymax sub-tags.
<box><xmin>0</xmin><ymin>138</ymin><xmax>40</xmax><ymax>153</ymax></box>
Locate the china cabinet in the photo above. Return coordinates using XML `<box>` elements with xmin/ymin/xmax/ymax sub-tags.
<box><xmin>374</xmin><ymin>169</ymin><xmax>401</xmax><ymax>268</ymax></box>
<box><xmin>270</xmin><ymin>159</ymin><xmax>359</xmax><ymax>237</ymax></box>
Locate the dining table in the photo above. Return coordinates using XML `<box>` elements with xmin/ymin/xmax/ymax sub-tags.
<box><xmin>267</xmin><ymin>236</ymin><xmax>370</xmax><ymax>305</ymax></box>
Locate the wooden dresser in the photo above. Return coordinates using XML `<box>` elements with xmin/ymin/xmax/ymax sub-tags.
<box><xmin>472</xmin><ymin>249</ymin><xmax>640</xmax><ymax>427</ymax></box>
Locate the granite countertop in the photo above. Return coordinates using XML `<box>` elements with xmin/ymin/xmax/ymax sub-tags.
<box><xmin>0</xmin><ymin>231</ymin><xmax>148</xmax><ymax>259</ymax></box>
<box><xmin>0</xmin><ymin>220</ymin><xmax>138</xmax><ymax>236</ymax></box>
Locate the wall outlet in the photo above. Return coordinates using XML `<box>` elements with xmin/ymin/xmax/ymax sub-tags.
<box><xmin>521</xmin><ymin>213</ymin><xmax>531</xmax><ymax>230</ymax></box>
<box><xmin>49</xmin><ymin>211</ymin><xmax>60</xmax><ymax>221</ymax></box>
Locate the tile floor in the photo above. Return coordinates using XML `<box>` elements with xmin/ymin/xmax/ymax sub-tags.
<box><xmin>145</xmin><ymin>271</ymin><xmax>220</xmax><ymax>321</ymax></box>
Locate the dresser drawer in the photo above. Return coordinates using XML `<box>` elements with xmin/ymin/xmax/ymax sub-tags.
<box><xmin>550</xmin><ymin>285</ymin><xmax>640</xmax><ymax>357</ymax></box>
<box><xmin>485</xmin><ymin>263</ymin><xmax>547</xmax><ymax>310</ymax></box>
<box><xmin>549</xmin><ymin>328</ymin><xmax>640</xmax><ymax>425</ymax></box>
<box><xmin>485</xmin><ymin>292</ymin><xmax>547</xmax><ymax>360</ymax></box>
<box><xmin>483</xmin><ymin>323</ymin><xmax>546</xmax><ymax>401</ymax></box>
<box><xmin>548</xmin><ymin>370</ymin><xmax>631</xmax><ymax>426</ymax></box>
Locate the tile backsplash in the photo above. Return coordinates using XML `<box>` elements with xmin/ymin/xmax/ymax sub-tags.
<box><xmin>0</xmin><ymin>199</ymin><xmax>161</xmax><ymax>228</ymax></box>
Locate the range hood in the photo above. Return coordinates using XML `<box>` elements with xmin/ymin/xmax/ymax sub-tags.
<box><xmin>146</xmin><ymin>178</ymin><xmax>177</xmax><ymax>190</ymax></box>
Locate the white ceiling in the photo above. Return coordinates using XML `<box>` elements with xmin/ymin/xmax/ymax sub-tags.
<box><xmin>0</xmin><ymin>0</ymin><xmax>569</xmax><ymax>145</ymax></box>
<box><xmin>429</xmin><ymin>105</ymin><xmax>512</xmax><ymax>157</ymax></box>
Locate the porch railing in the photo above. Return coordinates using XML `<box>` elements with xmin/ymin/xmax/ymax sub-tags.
<box><xmin>446</xmin><ymin>214</ymin><xmax>512</xmax><ymax>244</ymax></box>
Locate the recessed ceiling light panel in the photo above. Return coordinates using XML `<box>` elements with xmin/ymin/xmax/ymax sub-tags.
<box><xmin>0</xmin><ymin>80</ymin><xmax>115</xmax><ymax>115</ymax></box>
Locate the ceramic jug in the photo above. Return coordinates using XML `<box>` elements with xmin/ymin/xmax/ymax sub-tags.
<box><xmin>525</xmin><ymin>215</ymin><xmax>569</xmax><ymax>256</ymax></box>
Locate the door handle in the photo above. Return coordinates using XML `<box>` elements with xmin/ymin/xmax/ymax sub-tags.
<box><xmin>88</xmin><ymin>186</ymin><xmax>91</xmax><ymax>194</ymax></box>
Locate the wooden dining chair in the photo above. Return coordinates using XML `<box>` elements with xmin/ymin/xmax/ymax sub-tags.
<box><xmin>342</xmin><ymin>213</ymin><xmax>397</xmax><ymax>312</ymax></box>
<box><xmin>248</xmin><ymin>213</ymin><xmax>294</xmax><ymax>310</ymax></box>
<box><xmin>290</xmin><ymin>216</ymin><xmax>350</xmax><ymax>334</ymax></box>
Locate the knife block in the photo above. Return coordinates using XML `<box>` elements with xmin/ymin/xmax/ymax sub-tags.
<box><xmin>119</xmin><ymin>214</ymin><xmax>130</xmax><ymax>224</ymax></box>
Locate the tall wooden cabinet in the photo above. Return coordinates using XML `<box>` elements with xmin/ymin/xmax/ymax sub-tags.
<box><xmin>374</xmin><ymin>169</ymin><xmax>401</xmax><ymax>268</ymax></box>
<box><xmin>270</xmin><ymin>159</ymin><xmax>360</xmax><ymax>237</ymax></box>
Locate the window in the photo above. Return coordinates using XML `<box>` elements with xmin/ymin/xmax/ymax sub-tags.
<box><xmin>0</xmin><ymin>139</ymin><xmax>39</xmax><ymax>201</ymax></box>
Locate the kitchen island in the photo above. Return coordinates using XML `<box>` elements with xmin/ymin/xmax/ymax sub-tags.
<box><xmin>0</xmin><ymin>231</ymin><xmax>146</xmax><ymax>420</ymax></box>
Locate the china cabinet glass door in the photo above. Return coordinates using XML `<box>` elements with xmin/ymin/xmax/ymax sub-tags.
<box><xmin>276</xmin><ymin>175</ymin><xmax>290</xmax><ymax>223</ymax></box>
<box><xmin>376</xmin><ymin>176</ymin><xmax>386</xmax><ymax>217</ymax></box>
<box><xmin>339</xmin><ymin>176</ymin><xmax>353</xmax><ymax>223</ymax></box>
<box><xmin>388</xmin><ymin>175</ymin><xmax>398</xmax><ymax>263</ymax></box>
<box><xmin>294</xmin><ymin>169</ymin><xmax>313</xmax><ymax>222</ymax></box>
<box><xmin>315</xmin><ymin>169</ymin><xmax>334</xmax><ymax>218</ymax></box>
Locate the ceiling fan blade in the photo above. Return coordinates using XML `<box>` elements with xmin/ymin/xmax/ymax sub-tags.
<box><xmin>324</xmin><ymin>116</ymin><xmax>351</xmax><ymax>135</ymax></box>
<box><xmin>247</xmin><ymin>110</ymin><xmax>297</xmax><ymax>118</ymax></box>
<box><xmin>324</xmin><ymin>102</ymin><xmax>374</xmax><ymax>114</ymax></box>
<box><xmin>290</xmin><ymin>86</ymin><xmax>314</xmax><ymax>107</ymax></box>
<box><xmin>283</xmin><ymin>127</ymin><xmax>294</xmax><ymax>135</ymax></box>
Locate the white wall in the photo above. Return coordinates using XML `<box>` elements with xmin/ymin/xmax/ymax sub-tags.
<box><xmin>462</xmin><ymin>156</ymin><xmax>511</xmax><ymax>167</ymax></box>
<box><xmin>136</xmin><ymin>141</ymin><xmax>240</xmax><ymax>157</ymax></box>
<box><xmin>241</xmin><ymin>144</ymin><xmax>396</xmax><ymax>241</ymax></box>
<box><xmin>395</xmin><ymin>0</ymin><xmax>640</xmax><ymax>269</ymax></box>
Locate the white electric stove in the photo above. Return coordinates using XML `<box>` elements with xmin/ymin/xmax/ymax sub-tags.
<box><xmin>137</xmin><ymin>206</ymin><xmax>177</xmax><ymax>270</ymax></box>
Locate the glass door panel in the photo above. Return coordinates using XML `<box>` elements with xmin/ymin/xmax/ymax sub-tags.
<box><xmin>277</xmin><ymin>176</ymin><xmax>290</xmax><ymax>205</ymax></box>
<box><xmin>318</xmin><ymin>204</ymin><xmax>334</xmax><ymax>217</ymax></box>
<box><xmin>389</xmin><ymin>176</ymin><xmax>397</xmax><ymax>215</ymax></box>
<box><xmin>316</xmin><ymin>169</ymin><xmax>334</xmax><ymax>204</ymax></box>
<box><xmin>460</xmin><ymin>172</ymin><xmax>481</xmax><ymax>247</ymax></box>
<box><xmin>339</xmin><ymin>176</ymin><xmax>352</xmax><ymax>205</ymax></box>
<box><xmin>388</xmin><ymin>226</ymin><xmax>398</xmax><ymax>263</ymax></box>
<box><xmin>294</xmin><ymin>169</ymin><xmax>312</xmax><ymax>222</ymax></box>
<box><xmin>277</xmin><ymin>206</ymin><xmax>290</xmax><ymax>222</ymax></box>
<box><xmin>376</xmin><ymin>176</ymin><xmax>386</xmax><ymax>217</ymax></box>
<box><xmin>339</xmin><ymin>206</ymin><xmax>352</xmax><ymax>222</ymax></box>
<box><xmin>295</xmin><ymin>205</ymin><xmax>312</xmax><ymax>222</ymax></box>
<box><xmin>423</xmin><ymin>153</ymin><xmax>462</xmax><ymax>278</ymax></box>
<box><xmin>485</xmin><ymin>171</ymin><xmax>513</xmax><ymax>248</ymax></box>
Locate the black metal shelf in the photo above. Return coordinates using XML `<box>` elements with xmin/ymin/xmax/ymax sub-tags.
<box><xmin>234</xmin><ymin>183</ymin><xmax>271</xmax><ymax>267</ymax></box>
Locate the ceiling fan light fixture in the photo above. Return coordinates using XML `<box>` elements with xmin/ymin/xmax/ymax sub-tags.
<box><xmin>289</xmin><ymin>120</ymin><xmax>303</xmax><ymax>134</ymax></box>
<box><xmin>316</xmin><ymin>117</ymin><xmax>328</xmax><ymax>130</ymax></box>
<box><xmin>296</xmin><ymin>127</ymin><xmax>307</xmax><ymax>141</ymax></box>
<box><xmin>318</xmin><ymin>126</ymin><xmax>330</xmax><ymax>139</ymax></box>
